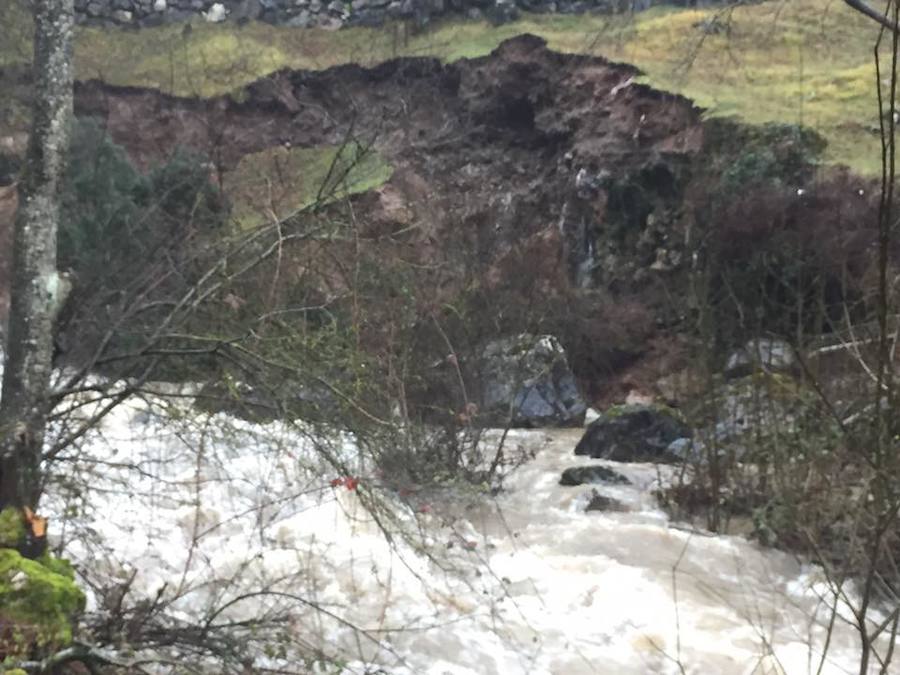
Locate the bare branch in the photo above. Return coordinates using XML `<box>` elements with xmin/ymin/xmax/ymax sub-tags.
<box><xmin>844</xmin><ymin>0</ymin><xmax>900</xmax><ymax>33</ymax></box>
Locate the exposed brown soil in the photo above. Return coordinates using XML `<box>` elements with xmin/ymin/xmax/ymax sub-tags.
<box><xmin>75</xmin><ymin>34</ymin><xmax>702</xmax><ymax>173</ymax></box>
<box><xmin>14</xmin><ymin>36</ymin><xmax>877</xmax><ymax>407</ymax></box>
<box><xmin>58</xmin><ymin>35</ymin><xmax>705</xmax><ymax>399</ymax></box>
<box><xmin>72</xmin><ymin>34</ymin><xmax>702</xmax><ymax>279</ymax></box>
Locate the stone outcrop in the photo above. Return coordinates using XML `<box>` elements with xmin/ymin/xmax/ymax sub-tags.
<box><xmin>478</xmin><ymin>334</ymin><xmax>587</xmax><ymax>427</ymax></box>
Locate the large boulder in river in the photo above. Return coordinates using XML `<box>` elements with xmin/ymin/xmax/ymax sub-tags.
<box><xmin>574</xmin><ymin>403</ymin><xmax>690</xmax><ymax>462</ymax></box>
<box><xmin>479</xmin><ymin>334</ymin><xmax>587</xmax><ymax>427</ymax></box>
<box><xmin>585</xmin><ymin>492</ymin><xmax>628</xmax><ymax>513</ymax></box>
<box><xmin>560</xmin><ymin>465</ymin><xmax>630</xmax><ymax>486</ymax></box>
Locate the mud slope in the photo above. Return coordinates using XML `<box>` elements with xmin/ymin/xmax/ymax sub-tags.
<box><xmin>77</xmin><ymin>35</ymin><xmax>701</xmax><ymax>161</ymax></box>
<box><xmin>75</xmin><ymin>33</ymin><xmax>701</xmax><ymax>251</ymax></box>
<box><xmin>69</xmin><ymin>35</ymin><xmax>705</xmax><ymax>397</ymax></box>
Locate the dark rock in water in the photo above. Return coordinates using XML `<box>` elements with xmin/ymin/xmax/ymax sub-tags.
<box><xmin>585</xmin><ymin>491</ymin><xmax>627</xmax><ymax>512</ymax></box>
<box><xmin>479</xmin><ymin>334</ymin><xmax>587</xmax><ymax>427</ymax></box>
<box><xmin>560</xmin><ymin>465</ymin><xmax>630</xmax><ymax>486</ymax></box>
<box><xmin>574</xmin><ymin>403</ymin><xmax>690</xmax><ymax>463</ymax></box>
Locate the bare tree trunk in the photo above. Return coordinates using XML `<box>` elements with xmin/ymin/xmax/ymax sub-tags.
<box><xmin>0</xmin><ymin>0</ymin><xmax>74</xmax><ymax>510</ymax></box>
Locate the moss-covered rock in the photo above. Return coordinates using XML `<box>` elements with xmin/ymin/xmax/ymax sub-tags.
<box><xmin>684</xmin><ymin>372</ymin><xmax>837</xmax><ymax>467</ymax></box>
<box><xmin>574</xmin><ymin>403</ymin><xmax>691</xmax><ymax>462</ymax></box>
<box><xmin>0</xmin><ymin>548</ymin><xmax>85</xmax><ymax>660</ymax></box>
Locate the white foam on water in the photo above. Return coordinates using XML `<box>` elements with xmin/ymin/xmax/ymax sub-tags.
<box><xmin>9</xmin><ymin>384</ymin><xmax>894</xmax><ymax>674</ymax></box>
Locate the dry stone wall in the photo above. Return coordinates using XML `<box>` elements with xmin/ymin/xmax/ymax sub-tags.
<box><xmin>75</xmin><ymin>0</ymin><xmax>696</xmax><ymax>29</ymax></box>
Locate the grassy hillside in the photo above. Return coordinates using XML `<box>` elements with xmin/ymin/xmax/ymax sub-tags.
<box><xmin>0</xmin><ymin>0</ymin><xmax>885</xmax><ymax>173</ymax></box>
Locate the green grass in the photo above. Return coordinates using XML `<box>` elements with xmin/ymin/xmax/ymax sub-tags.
<box><xmin>0</xmin><ymin>1</ymin><xmax>33</xmax><ymax>69</ymax></box>
<box><xmin>224</xmin><ymin>142</ymin><xmax>394</xmax><ymax>228</ymax></box>
<box><xmin>0</xmin><ymin>0</ymin><xmax>888</xmax><ymax>173</ymax></box>
<box><xmin>597</xmin><ymin>2</ymin><xmax>881</xmax><ymax>173</ymax></box>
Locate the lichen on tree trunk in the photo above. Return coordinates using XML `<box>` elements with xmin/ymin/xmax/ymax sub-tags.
<box><xmin>0</xmin><ymin>0</ymin><xmax>74</xmax><ymax>509</ymax></box>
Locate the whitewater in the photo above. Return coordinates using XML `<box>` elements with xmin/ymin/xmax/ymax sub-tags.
<box><xmin>9</xmin><ymin>371</ymin><xmax>885</xmax><ymax>675</ymax></box>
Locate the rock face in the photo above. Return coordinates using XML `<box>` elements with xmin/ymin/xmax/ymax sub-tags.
<box><xmin>479</xmin><ymin>334</ymin><xmax>587</xmax><ymax>427</ymax></box>
<box><xmin>574</xmin><ymin>403</ymin><xmax>690</xmax><ymax>462</ymax></box>
<box><xmin>559</xmin><ymin>464</ymin><xmax>630</xmax><ymax>486</ymax></box>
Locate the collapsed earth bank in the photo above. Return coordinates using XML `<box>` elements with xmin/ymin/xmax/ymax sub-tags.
<box><xmin>2</xmin><ymin>34</ymin><xmax>879</xmax><ymax>419</ymax></box>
